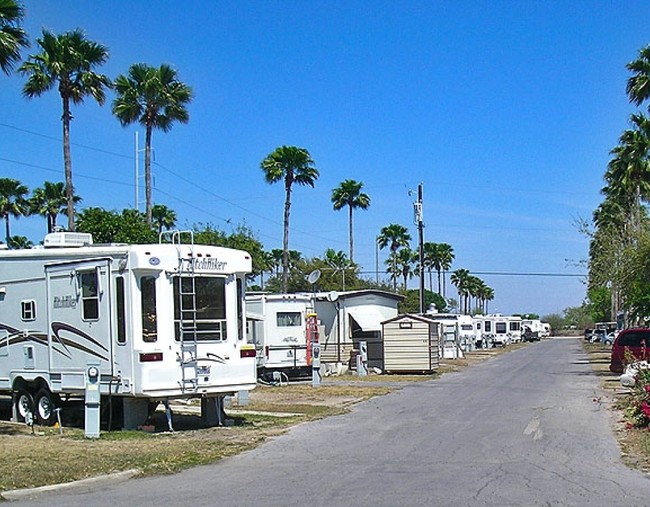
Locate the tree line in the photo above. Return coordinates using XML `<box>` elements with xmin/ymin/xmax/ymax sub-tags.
<box><xmin>586</xmin><ymin>43</ymin><xmax>650</xmax><ymax>325</ymax></box>
<box><xmin>0</xmin><ymin>1</ymin><xmax>496</xmax><ymax>314</ymax></box>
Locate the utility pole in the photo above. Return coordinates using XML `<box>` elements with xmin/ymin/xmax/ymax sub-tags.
<box><xmin>415</xmin><ymin>183</ymin><xmax>425</xmax><ymax>314</ymax></box>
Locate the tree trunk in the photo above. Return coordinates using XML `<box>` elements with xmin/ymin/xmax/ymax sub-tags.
<box><xmin>62</xmin><ymin>95</ymin><xmax>75</xmax><ymax>231</ymax></box>
<box><xmin>282</xmin><ymin>179</ymin><xmax>292</xmax><ymax>293</ymax></box>
<box><xmin>4</xmin><ymin>215</ymin><xmax>10</xmax><ymax>245</ymax></box>
<box><xmin>348</xmin><ymin>204</ymin><xmax>354</xmax><ymax>262</ymax></box>
<box><xmin>145</xmin><ymin>125</ymin><xmax>153</xmax><ymax>226</ymax></box>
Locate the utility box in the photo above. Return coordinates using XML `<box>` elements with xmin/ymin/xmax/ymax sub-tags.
<box><xmin>382</xmin><ymin>314</ymin><xmax>440</xmax><ymax>374</ymax></box>
<box><xmin>84</xmin><ymin>361</ymin><xmax>101</xmax><ymax>438</ymax></box>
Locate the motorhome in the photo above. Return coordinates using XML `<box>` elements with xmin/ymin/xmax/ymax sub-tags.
<box><xmin>522</xmin><ymin>319</ymin><xmax>544</xmax><ymax>341</ymax></box>
<box><xmin>246</xmin><ymin>293</ymin><xmax>313</xmax><ymax>379</ymax></box>
<box><xmin>0</xmin><ymin>232</ymin><xmax>256</xmax><ymax>428</ymax></box>
<box><xmin>479</xmin><ymin>314</ymin><xmax>518</xmax><ymax>347</ymax></box>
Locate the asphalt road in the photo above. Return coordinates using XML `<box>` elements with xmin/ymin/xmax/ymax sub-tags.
<box><xmin>13</xmin><ymin>337</ymin><xmax>650</xmax><ymax>506</ymax></box>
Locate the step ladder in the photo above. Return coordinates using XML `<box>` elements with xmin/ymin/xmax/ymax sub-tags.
<box><xmin>162</xmin><ymin>230</ymin><xmax>199</xmax><ymax>392</ymax></box>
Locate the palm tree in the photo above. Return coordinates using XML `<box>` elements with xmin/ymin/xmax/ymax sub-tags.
<box><xmin>422</xmin><ymin>242</ymin><xmax>437</xmax><ymax>292</ymax></box>
<box><xmin>151</xmin><ymin>203</ymin><xmax>177</xmax><ymax>235</ymax></box>
<box><xmin>269</xmin><ymin>248</ymin><xmax>284</xmax><ymax>278</ymax></box>
<box><xmin>331</xmin><ymin>179</ymin><xmax>370</xmax><ymax>262</ymax></box>
<box><xmin>29</xmin><ymin>181</ymin><xmax>77</xmax><ymax>234</ymax></box>
<box><xmin>261</xmin><ymin>145</ymin><xmax>319</xmax><ymax>293</ymax></box>
<box><xmin>0</xmin><ymin>177</ymin><xmax>28</xmax><ymax>244</ymax></box>
<box><xmin>0</xmin><ymin>0</ymin><xmax>28</xmax><ymax>75</ymax></box>
<box><xmin>437</xmin><ymin>243</ymin><xmax>455</xmax><ymax>298</ymax></box>
<box><xmin>8</xmin><ymin>235</ymin><xmax>32</xmax><ymax>249</ymax></box>
<box><xmin>604</xmin><ymin>113</ymin><xmax>650</xmax><ymax>234</ymax></box>
<box><xmin>394</xmin><ymin>247</ymin><xmax>417</xmax><ymax>290</ymax></box>
<box><xmin>450</xmin><ymin>268</ymin><xmax>471</xmax><ymax>314</ymax></box>
<box><xmin>19</xmin><ymin>29</ymin><xmax>110</xmax><ymax>231</ymax></box>
<box><xmin>112</xmin><ymin>63</ymin><xmax>192</xmax><ymax>225</ymax></box>
<box><xmin>482</xmin><ymin>286</ymin><xmax>495</xmax><ymax>314</ymax></box>
<box><xmin>324</xmin><ymin>248</ymin><xmax>352</xmax><ymax>290</ymax></box>
<box><xmin>627</xmin><ymin>45</ymin><xmax>650</xmax><ymax>109</ymax></box>
<box><xmin>377</xmin><ymin>223</ymin><xmax>411</xmax><ymax>291</ymax></box>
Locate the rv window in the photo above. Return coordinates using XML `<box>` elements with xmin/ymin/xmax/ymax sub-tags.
<box><xmin>21</xmin><ymin>300</ymin><xmax>36</xmax><ymax>321</ymax></box>
<box><xmin>116</xmin><ymin>277</ymin><xmax>126</xmax><ymax>344</ymax></box>
<box><xmin>509</xmin><ymin>322</ymin><xmax>520</xmax><ymax>331</ymax></box>
<box><xmin>485</xmin><ymin>321</ymin><xmax>491</xmax><ymax>332</ymax></box>
<box><xmin>277</xmin><ymin>312</ymin><xmax>302</xmax><ymax>327</ymax></box>
<box><xmin>173</xmin><ymin>276</ymin><xmax>227</xmax><ymax>341</ymax></box>
<box><xmin>141</xmin><ymin>275</ymin><xmax>157</xmax><ymax>342</ymax></box>
<box><xmin>461</xmin><ymin>324</ymin><xmax>473</xmax><ymax>331</ymax></box>
<box><xmin>237</xmin><ymin>277</ymin><xmax>244</xmax><ymax>341</ymax></box>
<box><xmin>80</xmin><ymin>271</ymin><xmax>99</xmax><ymax>320</ymax></box>
<box><xmin>496</xmin><ymin>322</ymin><xmax>507</xmax><ymax>333</ymax></box>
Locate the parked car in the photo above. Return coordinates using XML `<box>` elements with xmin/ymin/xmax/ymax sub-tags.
<box><xmin>609</xmin><ymin>328</ymin><xmax>650</xmax><ymax>373</ymax></box>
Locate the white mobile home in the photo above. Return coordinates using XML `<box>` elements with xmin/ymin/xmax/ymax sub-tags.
<box><xmin>314</xmin><ymin>289</ymin><xmax>403</xmax><ymax>370</ymax></box>
<box><xmin>0</xmin><ymin>232</ymin><xmax>256</xmax><ymax>428</ymax></box>
<box><xmin>245</xmin><ymin>293</ymin><xmax>313</xmax><ymax>379</ymax></box>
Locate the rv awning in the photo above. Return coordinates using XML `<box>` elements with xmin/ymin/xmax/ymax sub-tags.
<box><xmin>348</xmin><ymin>308</ymin><xmax>384</xmax><ymax>332</ymax></box>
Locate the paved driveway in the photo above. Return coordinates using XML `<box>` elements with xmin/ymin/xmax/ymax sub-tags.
<box><xmin>14</xmin><ymin>337</ymin><xmax>650</xmax><ymax>506</ymax></box>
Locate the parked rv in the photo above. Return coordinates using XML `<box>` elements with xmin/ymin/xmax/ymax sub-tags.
<box><xmin>0</xmin><ymin>232</ymin><xmax>256</xmax><ymax>429</ymax></box>
<box><xmin>522</xmin><ymin>319</ymin><xmax>543</xmax><ymax>342</ymax></box>
<box><xmin>246</xmin><ymin>293</ymin><xmax>313</xmax><ymax>380</ymax></box>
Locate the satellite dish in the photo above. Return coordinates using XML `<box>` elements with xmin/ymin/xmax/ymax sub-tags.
<box><xmin>327</xmin><ymin>290</ymin><xmax>339</xmax><ymax>302</ymax></box>
<box><xmin>307</xmin><ymin>269</ymin><xmax>321</xmax><ymax>284</ymax></box>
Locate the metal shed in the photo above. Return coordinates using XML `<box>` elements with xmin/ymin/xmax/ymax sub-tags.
<box><xmin>382</xmin><ymin>314</ymin><xmax>440</xmax><ymax>374</ymax></box>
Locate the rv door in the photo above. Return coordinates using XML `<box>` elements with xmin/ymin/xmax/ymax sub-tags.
<box><xmin>45</xmin><ymin>259</ymin><xmax>113</xmax><ymax>390</ymax></box>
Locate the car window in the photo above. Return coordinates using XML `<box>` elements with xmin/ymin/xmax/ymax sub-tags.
<box><xmin>618</xmin><ymin>331</ymin><xmax>650</xmax><ymax>347</ymax></box>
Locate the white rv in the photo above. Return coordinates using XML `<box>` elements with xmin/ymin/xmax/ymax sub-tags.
<box><xmin>246</xmin><ymin>293</ymin><xmax>313</xmax><ymax>379</ymax></box>
<box><xmin>478</xmin><ymin>314</ymin><xmax>514</xmax><ymax>347</ymax></box>
<box><xmin>0</xmin><ymin>232</ymin><xmax>256</xmax><ymax>428</ymax></box>
<box><xmin>522</xmin><ymin>319</ymin><xmax>544</xmax><ymax>341</ymax></box>
<box><xmin>508</xmin><ymin>316</ymin><xmax>522</xmax><ymax>343</ymax></box>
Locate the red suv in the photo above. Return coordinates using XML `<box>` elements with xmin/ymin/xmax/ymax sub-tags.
<box><xmin>609</xmin><ymin>328</ymin><xmax>650</xmax><ymax>373</ymax></box>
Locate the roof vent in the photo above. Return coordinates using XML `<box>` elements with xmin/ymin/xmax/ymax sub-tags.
<box><xmin>44</xmin><ymin>232</ymin><xmax>94</xmax><ymax>248</ymax></box>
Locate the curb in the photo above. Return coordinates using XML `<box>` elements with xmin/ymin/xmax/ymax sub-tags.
<box><xmin>1</xmin><ymin>469</ymin><xmax>139</xmax><ymax>501</ymax></box>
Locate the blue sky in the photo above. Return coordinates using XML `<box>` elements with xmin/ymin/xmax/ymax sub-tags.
<box><xmin>1</xmin><ymin>1</ymin><xmax>649</xmax><ymax>317</ymax></box>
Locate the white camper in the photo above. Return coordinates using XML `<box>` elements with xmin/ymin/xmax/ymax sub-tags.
<box><xmin>522</xmin><ymin>319</ymin><xmax>544</xmax><ymax>341</ymax></box>
<box><xmin>0</xmin><ymin>232</ymin><xmax>256</xmax><ymax>428</ymax></box>
<box><xmin>479</xmin><ymin>314</ymin><xmax>513</xmax><ymax>347</ymax></box>
<box><xmin>507</xmin><ymin>315</ymin><xmax>522</xmax><ymax>343</ymax></box>
<box><xmin>246</xmin><ymin>293</ymin><xmax>313</xmax><ymax>379</ymax></box>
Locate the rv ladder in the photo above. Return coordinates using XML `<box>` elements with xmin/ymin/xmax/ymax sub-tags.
<box><xmin>168</xmin><ymin>230</ymin><xmax>200</xmax><ymax>392</ymax></box>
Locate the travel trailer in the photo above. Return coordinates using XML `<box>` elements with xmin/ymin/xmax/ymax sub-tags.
<box><xmin>478</xmin><ymin>314</ymin><xmax>520</xmax><ymax>347</ymax></box>
<box><xmin>246</xmin><ymin>293</ymin><xmax>313</xmax><ymax>379</ymax></box>
<box><xmin>0</xmin><ymin>232</ymin><xmax>256</xmax><ymax>428</ymax></box>
<box><xmin>522</xmin><ymin>319</ymin><xmax>544</xmax><ymax>341</ymax></box>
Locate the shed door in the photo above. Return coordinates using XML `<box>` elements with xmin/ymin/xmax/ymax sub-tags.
<box><xmin>46</xmin><ymin>260</ymin><xmax>112</xmax><ymax>385</ymax></box>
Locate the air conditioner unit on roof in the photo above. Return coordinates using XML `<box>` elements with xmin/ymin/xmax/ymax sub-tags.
<box><xmin>43</xmin><ymin>232</ymin><xmax>94</xmax><ymax>248</ymax></box>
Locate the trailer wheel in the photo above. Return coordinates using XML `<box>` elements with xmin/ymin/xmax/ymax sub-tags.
<box><xmin>15</xmin><ymin>389</ymin><xmax>34</xmax><ymax>423</ymax></box>
<box><xmin>35</xmin><ymin>388</ymin><xmax>57</xmax><ymax>426</ymax></box>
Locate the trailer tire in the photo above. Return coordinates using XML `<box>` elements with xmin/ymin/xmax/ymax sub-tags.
<box><xmin>15</xmin><ymin>389</ymin><xmax>34</xmax><ymax>423</ymax></box>
<box><xmin>35</xmin><ymin>388</ymin><xmax>57</xmax><ymax>426</ymax></box>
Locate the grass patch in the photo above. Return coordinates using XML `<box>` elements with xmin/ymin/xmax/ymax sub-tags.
<box><xmin>0</xmin><ymin>383</ymin><xmax>394</xmax><ymax>493</ymax></box>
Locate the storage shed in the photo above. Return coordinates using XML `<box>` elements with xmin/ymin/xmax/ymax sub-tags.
<box><xmin>382</xmin><ymin>314</ymin><xmax>440</xmax><ymax>373</ymax></box>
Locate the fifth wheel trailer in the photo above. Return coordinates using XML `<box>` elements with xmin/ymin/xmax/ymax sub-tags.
<box><xmin>0</xmin><ymin>232</ymin><xmax>256</xmax><ymax>429</ymax></box>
